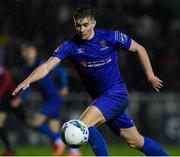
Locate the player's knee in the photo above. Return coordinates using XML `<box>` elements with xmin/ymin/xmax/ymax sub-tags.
<box><xmin>80</xmin><ymin>106</ymin><xmax>106</xmax><ymax>127</ymax></box>
<box><xmin>32</xmin><ymin>120</ymin><xmax>44</xmax><ymax>128</ymax></box>
<box><xmin>126</xmin><ymin>135</ymin><xmax>144</xmax><ymax>149</ymax></box>
<box><xmin>30</xmin><ymin>121</ymin><xmax>38</xmax><ymax>128</ymax></box>
<box><xmin>121</xmin><ymin>127</ymin><xmax>144</xmax><ymax>150</ymax></box>
<box><xmin>0</xmin><ymin>112</ymin><xmax>7</xmax><ymax>127</ymax></box>
<box><xmin>49</xmin><ymin>120</ymin><xmax>60</xmax><ymax>132</ymax></box>
<box><xmin>33</xmin><ymin>114</ymin><xmax>46</xmax><ymax>126</ymax></box>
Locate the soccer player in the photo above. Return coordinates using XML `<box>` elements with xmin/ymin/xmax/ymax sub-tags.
<box><xmin>0</xmin><ymin>65</ymin><xmax>25</xmax><ymax>155</ymax></box>
<box><xmin>16</xmin><ymin>42</ymin><xmax>81</xmax><ymax>156</ymax></box>
<box><xmin>13</xmin><ymin>6</ymin><xmax>168</xmax><ymax>156</ymax></box>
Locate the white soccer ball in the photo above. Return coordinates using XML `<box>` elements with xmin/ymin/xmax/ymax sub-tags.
<box><xmin>61</xmin><ymin>120</ymin><xmax>89</xmax><ymax>148</ymax></box>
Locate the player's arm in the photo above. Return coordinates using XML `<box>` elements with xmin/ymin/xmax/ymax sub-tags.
<box><xmin>128</xmin><ymin>39</ymin><xmax>163</xmax><ymax>92</ymax></box>
<box><xmin>12</xmin><ymin>57</ymin><xmax>61</xmax><ymax>95</ymax></box>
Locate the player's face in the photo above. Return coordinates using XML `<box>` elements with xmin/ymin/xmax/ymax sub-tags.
<box><xmin>74</xmin><ymin>17</ymin><xmax>96</xmax><ymax>40</ymax></box>
<box><xmin>21</xmin><ymin>47</ymin><xmax>37</xmax><ymax>65</ymax></box>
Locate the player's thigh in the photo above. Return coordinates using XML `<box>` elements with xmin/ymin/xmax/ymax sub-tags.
<box><xmin>40</xmin><ymin>99</ymin><xmax>62</xmax><ymax>120</ymax></box>
<box><xmin>106</xmin><ymin>112</ymin><xmax>134</xmax><ymax>135</ymax></box>
<box><xmin>79</xmin><ymin>105</ymin><xmax>106</xmax><ymax>127</ymax></box>
<box><xmin>48</xmin><ymin>119</ymin><xmax>60</xmax><ymax>133</ymax></box>
<box><xmin>107</xmin><ymin>112</ymin><xmax>143</xmax><ymax>149</ymax></box>
<box><xmin>80</xmin><ymin>93</ymin><xmax>128</xmax><ymax>127</ymax></box>
<box><xmin>120</xmin><ymin>127</ymin><xmax>144</xmax><ymax>149</ymax></box>
<box><xmin>0</xmin><ymin>112</ymin><xmax>7</xmax><ymax>127</ymax></box>
<box><xmin>31</xmin><ymin>113</ymin><xmax>47</xmax><ymax>127</ymax></box>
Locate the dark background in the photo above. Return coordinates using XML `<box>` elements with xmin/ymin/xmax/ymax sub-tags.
<box><xmin>0</xmin><ymin>0</ymin><xmax>180</xmax><ymax>147</ymax></box>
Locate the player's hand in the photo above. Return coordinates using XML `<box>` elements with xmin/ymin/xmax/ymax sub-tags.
<box><xmin>59</xmin><ymin>87</ymin><xmax>68</xmax><ymax>97</ymax></box>
<box><xmin>148</xmin><ymin>75</ymin><xmax>163</xmax><ymax>92</ymax></box>
<box><xmin>12</xmin><ymin>80</ymin><xmax>30</xmax><ymax>95</ymax></box>
<box><xmin>11</xmin><ymin>97</ymin><xmax>22</xmax><ymax>108</ymax></box>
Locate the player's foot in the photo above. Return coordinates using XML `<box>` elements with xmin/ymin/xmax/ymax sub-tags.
<box><xmin>68</xmin><ymin>151</ymin><xmax>81</xmax><ymax>156</ymax></box>
<box><xmin>52</xmin><ymin>142</ymin><xmax>65</xmax><ymax>156</ymax></box>
<box><xmin>1</xmin><ymin>149</ymin><xmax>16</xmax><ymax>156</ymax></box>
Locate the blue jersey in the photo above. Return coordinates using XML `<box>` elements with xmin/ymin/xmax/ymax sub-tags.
<box><xmin>23</xmin><ymin>59</ymin><xmax>67</xmax><ymax>101</ymax></box>
<box><xmin>53</xmin><ymin>29</ymin><xmax>131</xmax><ymax>99</ymax></box>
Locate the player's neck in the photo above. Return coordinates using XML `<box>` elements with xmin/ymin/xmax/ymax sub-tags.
<box><xmin>27</xmin><ymin>59</ymin><xmax>36</xmax><ymax>66</ymax></box>
<box><xmin>87</xmin><ymin>29</ymin><xmax>95</xmax><ymax>40</ymax></box>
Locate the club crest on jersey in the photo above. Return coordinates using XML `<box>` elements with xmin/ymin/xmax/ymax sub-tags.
<box><xmin>77</xmin><ymin>48</ymin><xmax>85</xmax><ymax>53</ymax></box>
<box><xmin>100</xmin><ymin>40</ymin><xmax>109</xmax><ymax>51</ymax></box>
<box><xmin>99</xmin><ymin>40</ymin><xmax>107</xmax><ymax>47</ymax></box>
<box><xmin>115</xmin><ymin>31</ymin><xmax>128</xmax><ymax>44</ymax></box>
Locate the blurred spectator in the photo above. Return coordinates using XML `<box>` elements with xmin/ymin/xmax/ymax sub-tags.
<box><xmin>0</xmin><ymin>65</ymin><xmax>26</xmax><ymax>155</ymax></box>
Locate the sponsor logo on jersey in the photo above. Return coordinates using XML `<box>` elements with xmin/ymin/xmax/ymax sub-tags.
<box><xmin>77</xmin><ymin>48</ymin><xmax>85</xmax><ymax>53</ymax></box>
<box><xmin>80</xmin><ymin>56</ymin><xmax>112</xmax><ymax>68</ymax></box>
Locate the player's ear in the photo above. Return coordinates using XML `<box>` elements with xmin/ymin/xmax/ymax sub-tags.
<box><xmin>92</xmin><ymin>19</ymin><xmax>96</xmax><ymax>28</ymax></box>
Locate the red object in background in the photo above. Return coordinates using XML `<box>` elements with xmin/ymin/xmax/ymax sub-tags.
<box><xmin>1</xmin><ymin>149</ymin><xmax>16</xmax><ymax>156</ymax></box>
<box><xmin>0</xmin><ymin>66</ymin><xmax>15</xmax><ymax>99</ymax></box>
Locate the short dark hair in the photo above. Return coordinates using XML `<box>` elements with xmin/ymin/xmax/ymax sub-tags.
<box><xmin>73</xmin><ymin>5</ymin><xmax>96</xmax><ymax>20</ymax></box>
<box><xmin>21</xmin><ymin>41</ymin><xmax>36</xmax><ymax>50</ymax></box>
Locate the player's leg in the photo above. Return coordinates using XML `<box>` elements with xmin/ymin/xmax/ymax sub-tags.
<box><xmin>49</xmin><ymin>119</ymin><xmax>61</xmax><ymax>142</ymax></box>
<box><xmin>30</xmin><ymin>112</ymin><xmax>66</xmax><ymax>156</ymax></box>
<box><xmin>107</xmin><ymin>112</ymin><xmax>168</xmax><ymax>156</ymax></box>
<box><xmin>120</xmin><ymin>127</ymin><xmax>168</xmax><ymax>156</ymax></box>
<box><xmin>48</xmin><ymin>119</ymin><xmax>66</xmax><ymax>156</ymax></box>
<box><xmin>79</xmin><ymin>105</ymin><xmax>109</xmax><ymax>156</ymax></box>
<box><xmin>49</xmin><ymin>118</ymin><xmax>81</xmax><ymax>156</ymax></box>
<box><xmin>0</xmin><ymin>111</ymin><xmax>15</xmax><ymax>155</ymax></box>
<box><xmin>0</xmin><ymin>112</ymin><xmax>9</xmax><ymax>149</ymax></box>
<box><xmin>80</xmin><ymin>93</ymin><xmax>129</xmax><ymax>156</ymax></box>
<box><xmin>0</xmin><ymin>96</ymin><xmax>16</xmax><ymax>156</ymax></box>
<box><xmin>80</xmin><ymin>105</ymin><xmax>106</xmax><ymax>127</ymax></box>
<box><xmin>38</xmin><ymin>98</ymin><xmax>66</xmax><ymax>156</ymax></box>
<box><xmin>30</xmin><ymin>113</ymin><xmax>56</xmax><ymax>138</ymax></box>
<box><xmin>31</xmin><ymin>99</ymin><xmax>59</xmax><ymax>140</ymax></box>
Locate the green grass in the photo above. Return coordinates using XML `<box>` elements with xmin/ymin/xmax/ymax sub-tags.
<box><xmin>0</xmin><ymin>145</ymin><xmax>180</xmax><ymax>156</ymax></box>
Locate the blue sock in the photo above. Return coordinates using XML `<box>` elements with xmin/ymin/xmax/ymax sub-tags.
<box><xmin>139</xmin><ymin>137</ymin><xmax>168</xmax><ymax>156</ymax></box>
<box><xmin>88</xmin><ymin>127</ymin><xmax>109</xmax><ymax>156</ymax></box>
<box><xmin>37</xmin><ymin>123</ymin><xmax>60</xmax><ymax>141</ymax></box>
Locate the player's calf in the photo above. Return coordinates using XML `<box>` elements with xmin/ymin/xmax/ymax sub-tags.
<box><xmin>120</xmin><ymin>127</ymin><xmax>144</xmax><ymax>149</ymax></box>
<box><xmin>79</xmin><ymin>106</ymin><xmax>109</xmax><ymax>156</ymax></box>
<box><xmin>120</xmin><ymin>127</ymin><xmax>168</xmax><ymax>156</ymax></box>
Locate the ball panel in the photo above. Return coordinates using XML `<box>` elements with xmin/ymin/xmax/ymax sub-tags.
<box><xmin>61</xmin><ymin>119</ymin><xmax>89</xmax><ymax>148</ymax></box>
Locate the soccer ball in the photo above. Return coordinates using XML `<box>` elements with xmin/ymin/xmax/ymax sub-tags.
<box><xmin>61</xmin><ymin>120</ymin><xmax>89</xmax><ymax>148</ymax></box>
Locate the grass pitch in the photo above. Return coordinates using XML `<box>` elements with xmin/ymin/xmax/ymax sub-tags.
<box><xmin>0</xmin><ymin>145</ymin><xmax>180</xmax><ymax>156</ymax></box>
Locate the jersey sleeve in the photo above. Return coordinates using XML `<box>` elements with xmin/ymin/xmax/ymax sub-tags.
<box><xmin>112</xmin><ymin>31</ymin><xmax>132</xmax><ymax>50</ymax></box>
<box><xmin>52</xmin><ymin>41</ymin><xmax>71</xmax><ymax>60</ymax></box>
